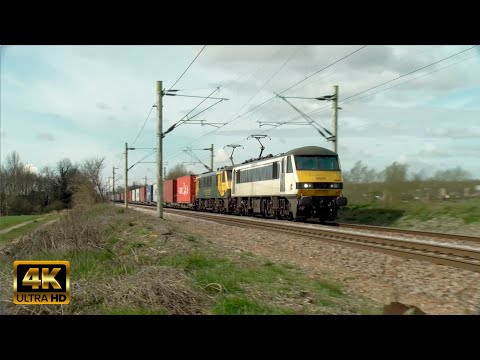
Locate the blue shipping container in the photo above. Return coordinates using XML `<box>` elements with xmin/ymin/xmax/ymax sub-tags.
<box><xmin>146</xmin><ymin>184</ymin><xmax>153</xmax><ymax>203</ymax></box>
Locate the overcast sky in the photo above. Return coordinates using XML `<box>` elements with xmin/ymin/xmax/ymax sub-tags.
<box><xmin>1</xmin><ymin>45</ymin><xmax>479</xmax><ymax>188</ymax></box>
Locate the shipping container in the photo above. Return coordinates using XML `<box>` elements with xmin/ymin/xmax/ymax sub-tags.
<box><xmin>120</xmin><ymin>192</ymin><xmax>124</xmax><ymax>202</ymax></box>
<box><xmin>153</xmin><ymin>184</ymin><xmax>157</xmax><ymax>203</ymax></box>
<box><xmin>176</xmin><ymin>175</ymin><xmax>196</xmax><ymax>204</ymax></box>
<box><xmin>128</xmin><ymin>190</ymin><xmax>132</xmax><ymax>202</ymax></box>
<box><xmin>164</xmin><ymin>179</ymin><xmax>177</xmax><ymax>204</ymax></box>
<box><xmin>146</xmin><ymin>185</ymin><xmax>153</xmax><ymax>203</ymax></box>
<box><xmin>134</xmin><ymin>188</ymin><xmax>140</xmax><ymax>203</ymax></box>
<box><xmin>139</xmin><ymin>186</ymin><xmax>146</xmax><ymax>203</ymax></box>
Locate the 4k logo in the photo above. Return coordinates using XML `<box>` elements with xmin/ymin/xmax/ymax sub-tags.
<box><xmin>14</xmin><ymin>261</ymin><xmax>70</xmax><ymax>304</ymax></box>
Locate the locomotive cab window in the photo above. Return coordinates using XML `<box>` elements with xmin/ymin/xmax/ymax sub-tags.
<box><xmin>227</xmin><ymin>171</ymin><xmax>232</xmax><ymax>181</ymax></box>
<box><xmin>294</xmin><ymin>156</ymin><xmax>339</xmax><ymax>171</ymax></box>
<box><xmin>287</xmin><ymin>156</ymin><xmax>293</xmax><ymax>173</ymax></box>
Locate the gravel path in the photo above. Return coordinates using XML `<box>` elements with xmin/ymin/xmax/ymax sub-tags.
<box><xmin>131</xmin><ymin>206</ymin><xmax>480</xmax><ymax>315</ymax></box>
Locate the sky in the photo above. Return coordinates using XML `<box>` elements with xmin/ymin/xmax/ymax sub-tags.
<box><xmin>1</xmin><ymin>45</ymin><xmax>479</xmax><ymax>190</ymax></box>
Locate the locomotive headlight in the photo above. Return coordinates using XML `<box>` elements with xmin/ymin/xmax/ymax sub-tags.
<box><xmin>330</xmin><ymin>183</ymin><xmax>339</xmax><ymax>188</ymax></box>
<box><xmin>303</xmin><ymin>183</ymin><xmax>313</xmax><ymax>188</ymax></box>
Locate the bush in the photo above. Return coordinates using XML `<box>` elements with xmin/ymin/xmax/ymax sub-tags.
<box><xmin>45</xmin><ymin>200</ymin><xmax>65</xmax><ymax>213</ymax></box>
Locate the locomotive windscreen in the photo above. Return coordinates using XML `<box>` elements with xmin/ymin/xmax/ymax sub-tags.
<box><xmin>294</xmin><ymin>156</ymin><xmax>339</xmax><ymax>171</ymax></box>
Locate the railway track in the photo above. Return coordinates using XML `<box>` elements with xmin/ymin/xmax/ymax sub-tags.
<box><xmin>333</xmin><ymin>222</ymin><xmax>480</xmax><ymax>243</ymax></box>
<box><xmin>127</xmin><ymin>203</ymin><xmax>480</xmax><ymax>273</ymax></box>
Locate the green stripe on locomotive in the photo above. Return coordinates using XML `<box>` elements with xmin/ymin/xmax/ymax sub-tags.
<box><xmin>196</xmin><ymin>173</ymin><xmax>219</xmax><ymax>199</ymax></box>
<box><xmin>195</xmin><ymin>171</ymin><xmax>230</xmax><ymax>200</ymax></box>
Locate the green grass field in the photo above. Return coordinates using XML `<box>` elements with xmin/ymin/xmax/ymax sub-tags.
<box><xmin>0</xmin><ymin>215</ymin><xmax>44</xmax><ymax>231</ymax></box>
<box><xmin>338</xmin><ymin>198</ymin><xmax>480</xmax><ymax>227</ymax></box>
<box><xmin>0</xmin><ymin>214</ymin><xmax>61</xmax><ymax>244</ymax></box>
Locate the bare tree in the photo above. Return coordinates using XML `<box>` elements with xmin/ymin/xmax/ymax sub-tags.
<box><xmin>166</xmin><ymin>164</ymin><xmax>193</xmax><ymax>180</ymax></box>
<box><xmin>56</xmin><ymin>158</ymin><xmax>79</xmax><ymax>208</ymax></box>
<box><xmin>73</xmin><ymin>157</ymin><xmax>106</xmax><ymax>206</ymax></box>
<box><xmin>383</xmin><ymin>162</ymin><xmax>408</xmax><ymax>206</ymax></box>
<box><xmin>432</xmin><ymin>167</ymin><xmax>472</xmax><ymax>181</ymax></box>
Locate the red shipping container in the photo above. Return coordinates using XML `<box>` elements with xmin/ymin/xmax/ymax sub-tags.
<box><xmin>128</xmin><ymin>190</ymin><xmax>132</xmax><ymax>202</ymax></box>
<box><xmin>176</xmin><ymin>175</ymin><xmax>196</xmax><ymax>204</ymax></box>
<box><xmin>139</xmin><ymin>186</ymin><xmax>146</xmax><ymax>203</ymax></box>
<box><xmin>163</xmin><ymin>179</ymin><xmax>177</xmax><ymax>203</ymax></box>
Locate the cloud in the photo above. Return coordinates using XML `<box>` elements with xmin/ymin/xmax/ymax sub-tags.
<box><xmin>24</xmin><ymin>163</ymin><xmax>39</xmax><ymax>174</ymax></box>
<box><xmin>36</xmin><ymin>132</ymin><xmax>55</xmax><ymax>141</ymax></box>
<box><xmin>215</xmin><ymin>148</ymin><xmax>231</xmax><ymax>163</ymax></box>
<box><xmin>4</xmin><ymin>45</ymin><xmax>480</xmax><ymax>181</ymax></box>
<box><xmin>96</xmin><ymin>102</ymin><xmax>112</xmax><ymax>110</ymax></box>
<box><xmin>425</xmin><ymin>127</ymin><xmax>480</xmax><ymax>139</ymax></box>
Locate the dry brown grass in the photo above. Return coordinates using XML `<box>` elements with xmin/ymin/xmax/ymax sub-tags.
<box><xmin>5</xmin><ymin>267</ymin><xmax>213</xmax><ymax>315</ymax></box>
<box><xmin>1</xmin><ymin>208</ymin><xmax>104</xmax><ymax>258</ymax></box>
<box><xmin>0</xmin><ymin>205</ymin><xmax>214</xmax><ymax>315</ymax></box>
<box><xmin>103</xmin><ymin>267</ymin><xmax>213</xmax><ymax>314</ymax></box>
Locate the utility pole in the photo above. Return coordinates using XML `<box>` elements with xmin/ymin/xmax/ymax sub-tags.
<box><xmin>125</xmin><ymin>142</ymin><xmax>128</xmax><ymax>209</ymax></box>
<box><xmin>210</xmin><ymin>144</ymin><xmax>214</xmax><ymax>171</ymax></box>
<box><xmin>164</xmin><ymin>166</ymin><xmax>167</xmax><ymax>179</ymax></box>
<box><xmin>156</xmin><ymin>80</ymin><xmax>163</xmax><ymax>219</ymax></box>
<box><xmin>113</xmin><ymin>166</ymin><xmax>117</xmax><ymax>203</ymax></box>
<box><xmin>332</xmin><ymin>85</ymin><xmax>339</xmax><ymax>154</ymax></box>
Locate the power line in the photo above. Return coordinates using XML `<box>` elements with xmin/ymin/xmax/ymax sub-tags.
<box><xmin>165</xmin><ymin>45</ymin><xmax>368</xmax><ymax>164</ymax></box>
<box><xmin>130</xmin><ymin>103</ymin><xmax>156</xmax><ymax>146</ymax></box>
<box><xmin>204</xmin><ymin>46</ymin><xmax>480</xmax><ymax>167</ymax></box>
<box><xmin>164</xmin><ymin>46</ymin><xmax>302</xmax><ymax>162</ymax></box>
<box><xmin>130</xmin><ymin>46</ymin><xmax>208</xmax><ymax>151</ymax></box>
<box><xmin>274</xmin><ymin>45</ymin><xmax>480</xmax><ymax>128</ymax></box>
<box><xmin>162</xmin><ymin>49</ymin><xmax>279</xmax><ymax>138</ymax></box>
<box><xmin>289</xmin><ymin>45</ymin><xmax>437</xmax><ymax>96</ymax></box>
<box><xmin>128</xmin><ymin>148</ymin><xmax>156</xmax><ymax>171</ymax></box>
<box><xmin>341</xmin><ymin>45</ymin><xmax>479</xmax><ymax>103</ymax></box>
<box><xmin>281</xmin><ymin>45</ymin><xmax>367</xmax><ymax>95</ymax></box>
<box><xmin>165</xmin><ymin>47</ymin><xmax>301</xmax><ymax>160</ymax></box>
<box><xmin>341</xmin><ymin>52</ymin><xmax>479</xmax><ymax>105</ymax></box>
<box><xmin>172</xmin><ymin>45</ymin><xmax>368</xmax><ymax>162</ymax></box>
<box><xmin>221</xmin><ymin>46</ymin><xmax>368</xmax><ymax>128</ymax></box>
<box><xmin>168</xmin><ymin>45</ymin><xmax>207</xmax><ymax>92</ymax></box>
<box><xmin>168</xmin><ymin>47</ymin><xmax>295</xmax><ymax>142</ymax></box>
<box><xmin>163</xmin><ymin>87</ymin><xmax>222</xmax><ymax>136</ymax></box>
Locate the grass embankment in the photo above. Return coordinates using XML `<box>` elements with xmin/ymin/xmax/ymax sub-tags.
<box><xmin>338</xmin><ymin>199</ymin><xmax>480</xmax><ymax>227</ymax></box>
<box><xmin>0</xmin><ymin>204</ymin><xmax>381</xmax><ymax>315</ymax></box>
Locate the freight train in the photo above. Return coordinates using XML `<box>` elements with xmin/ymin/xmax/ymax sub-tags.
<box><xmin>113</xmin><ymin>146</ymin><xmax>347</xmax><ymax>222</ymax></box>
